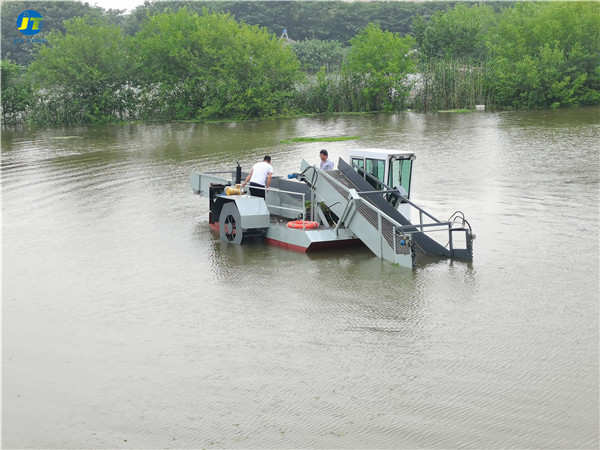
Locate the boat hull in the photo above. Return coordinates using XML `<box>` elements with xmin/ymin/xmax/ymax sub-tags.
<box><xmin>210</xmin><ymin>220</ymin><xmax>360</xmax><ymax>252</ymax></box>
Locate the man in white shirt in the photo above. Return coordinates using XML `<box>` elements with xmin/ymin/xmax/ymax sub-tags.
<box><xmin>319</xmin><ymin>149</ymin><xmax>334</xmax><ymax>171</ymax></box>
<box><xmin>242</xmin><ymin>155</ymin><xmax>273</xmax><ymax>198</ymax></box>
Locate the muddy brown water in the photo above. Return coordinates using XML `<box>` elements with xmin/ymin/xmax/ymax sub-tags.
<box><xmin>2</xmin><ymin>108</ymin><xmax>598</xmax><ymax>448</ymax></box>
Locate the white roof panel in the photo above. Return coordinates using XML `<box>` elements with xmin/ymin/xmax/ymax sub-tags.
<box><xmin>348</xmin><ymin>148</ymin><xmax>416</xmax><ymax>159</ymax></box>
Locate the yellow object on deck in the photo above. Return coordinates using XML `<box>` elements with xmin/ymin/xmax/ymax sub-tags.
<box><xmin>225</xmin><ymin>185</ymin><xmax>244</xmax><ymax>195</ymax></box>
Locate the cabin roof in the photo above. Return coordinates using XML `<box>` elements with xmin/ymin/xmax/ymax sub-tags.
<box><xmin>349</xmin><ymin>148</ymin><xmax>416</xmax><ymax>159</ymax></box>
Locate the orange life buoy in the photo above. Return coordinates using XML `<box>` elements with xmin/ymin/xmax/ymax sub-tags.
<box><xmin>286</xmin><ymin>220</ymin><xmax>319</xmax><ymax>230</ymax></box>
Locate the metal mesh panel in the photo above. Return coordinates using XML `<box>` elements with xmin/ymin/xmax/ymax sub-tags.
<box><xmin>324</xmin><ymin>170</ymin><xmax>425</xmax><ymax>256</ymax></box>
<box><xmin>323</xmin><ymin>170</ymin><xmax>352</xmax><ymax>197</ymax></box>
<box><xmin>395</xmin><ymin>233</ymin><xmax>412</xmax><ymax>255</ymax></box>
<box><xmin>322</xmin><ymin>169</ymin><xmax>428</xmax><ymax>256</ymax></box>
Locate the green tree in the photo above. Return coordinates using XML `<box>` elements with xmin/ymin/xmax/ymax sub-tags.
<box><xmin>342</xmin><ymin>23</ymin><xmax>416</xmax><ymax>112</ymax></box>
<box><xmin>133</xmin><ymin>8</ymin><xmax>302</xmax><ymax>120</ymax></box>
<box><xmin>488</xmin><ymin>1</ymin><xmax>600</xmax><ymax>108</ymax></box>
<box><xmin>413</xmin><ymin>3</ymin><xmax>497</xmax><ymax>61</ymax></box>
<box><xmin>28</xmin><ymin>16</ymin><xmax>132</xmax><ymax>125</ymax></box>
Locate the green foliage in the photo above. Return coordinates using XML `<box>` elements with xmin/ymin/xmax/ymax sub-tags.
<box><xmin>410</xmin><ymin>58</ymin><xmax>490</xmax><ymax>111</ymax></box>
<box><xmin>164</xmin><ymin>1</ymin><xmax>448</xmax><ymax>44</ymax></box>
<box><xmin>133</xmin><ymin>8</ymin><xmax>302</xmax><ymax>121</ymax></box>
<box><xmin>1</xmin><ymin>1</ymin><xmax>123</xmax><ymax>66</ymax></box>
<box><xmin>487</xmin><ymin>1</ymin><xmax>600</xmax><ymax>108</ymax></box>
<box><xmin>2</xmin><ymin>1</ymin><xmax>597</xmax><ymax>127</ymax></box>
<box><xmin>410</xmin><ymin>3</ymin><xmax>495</xmax><ymax>111</ymax></box>
<box><xmin>411</xmin><ymin>1</ymin><xmax>599</xmax><ymax>110</ymax></box>
<box><xmin>290</xmin><ymin>39</ymin><xmax>346</xmax><ymax>73</ymax></box>
<box><xmin>413</xmin><ymin>3</ymin><xmax>497</xmax><ymax>61</ymax></box>
<box><xmin>28</xmin><ymin>16</ymin><xmax>132</xmax><ymax>125</ymax></box>
<box><xmin>294</xmin><ymin>24</ymin><xmax>417</xmax><ymax>115</ymax></box>
<box><xmin>1</xmin><ymin>59</ymin><xmax>32</xmax><ymax>125</ymax></box>
<box><xmin>293</xmin><ymin>70</ymin><xmax>343</xmax><ymax>114</ymax></box>
<box><xmin>343</xmin><ymin>23</ymin><xmax>416</xmax><ymax>112</ymax></box>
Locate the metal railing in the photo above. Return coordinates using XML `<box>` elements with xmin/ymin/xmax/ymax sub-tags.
<box><xmin>319</xmin><ymin>165</ymin><xmax>471</xmax><ymax>258</ymax></box>
<box><xmin>248</xmin><ymin>185</ymin><xmax>311</xmax><ymax>229</ymax></box>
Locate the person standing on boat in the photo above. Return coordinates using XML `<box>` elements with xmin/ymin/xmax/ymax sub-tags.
<box><xmin>319</xmin><ymin>149</ymin><xmax>334</xmax><ymax>171</ymax></box>
<box><xmin>242</xmin><ymin>155</ymin><xmax>273</xmax><ymax>199</ymax></box>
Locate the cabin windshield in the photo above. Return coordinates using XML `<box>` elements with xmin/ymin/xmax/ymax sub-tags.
<box><xmin>388</xmin><ymin>158</ymin><xmax>412</xmax><ymax>197</ymax></box>
<box><xmin>351</xmin><ymin>157</ymin><xmax>364</xmax><ymax>169</ymax></box>
<box><xmin>365</xmin><ymin>158</ymin><xmax>386</xmax><ymax>188</ymax></box>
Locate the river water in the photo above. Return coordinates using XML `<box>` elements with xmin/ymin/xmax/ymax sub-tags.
<box><xmin>2</xmin><ymin>108</ymin><xmax>598</xmax><ymax>449</ymax></box>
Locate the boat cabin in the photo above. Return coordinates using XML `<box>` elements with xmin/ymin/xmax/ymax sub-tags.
<box><xmin>349</xmin><ymin>149</ymin><xmax>416</xmax><ymax>199</ymax></box>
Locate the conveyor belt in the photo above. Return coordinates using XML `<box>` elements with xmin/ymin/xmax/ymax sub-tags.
<box><xmin>319</xmin><ymin>168</ymin><xmax>423</xmax><ymax>257</ymax></box>
<box><xmin>340</xmin><ymin>158</ymin><xmax>453</xmax><ymax>257</ymax></box>
<box><xmin>306</xmin><ymin>158</ymin><xmax>453</xmax><ymax>261</ymax></box>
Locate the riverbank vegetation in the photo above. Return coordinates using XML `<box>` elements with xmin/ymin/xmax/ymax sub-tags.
<box><xmin>1</xmin><ymin>1</ymin><xmax>598</xmax><ymax>126</ymax></box>
<box><xmin>280</xmin><ymin>136</ymin><xmax>360</xmax><ymax>144</ymax></box>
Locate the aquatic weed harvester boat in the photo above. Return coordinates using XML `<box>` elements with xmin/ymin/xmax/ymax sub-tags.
<box><xmin>191</xmin><ymin>149</ymin><xmax>474</xmax><ymax>268</ymax></box>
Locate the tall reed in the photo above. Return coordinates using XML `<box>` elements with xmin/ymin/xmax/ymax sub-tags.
<box><xmin>410</xmin><ymin>58</ymin><xmax>492</xmax><ymax>111</ymax></box>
